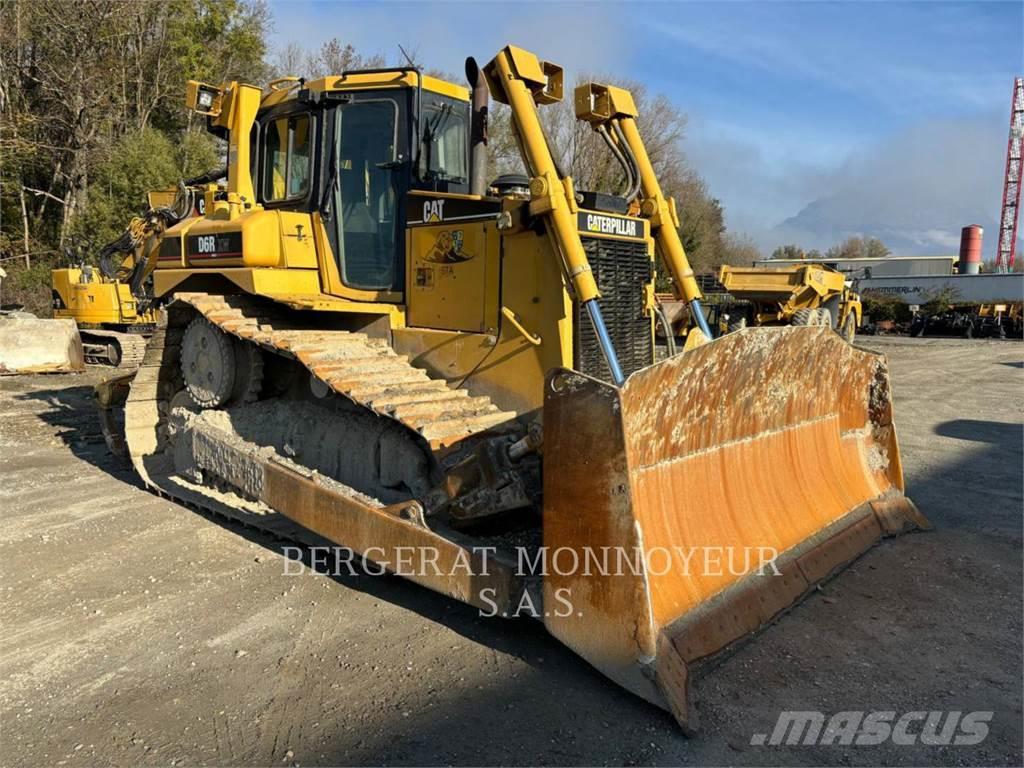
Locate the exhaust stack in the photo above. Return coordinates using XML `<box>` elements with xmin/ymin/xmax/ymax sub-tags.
<box><xmin>465</xmin><ymin>57</ymin><xmax>489</xmax><ymax>196</ymax></box>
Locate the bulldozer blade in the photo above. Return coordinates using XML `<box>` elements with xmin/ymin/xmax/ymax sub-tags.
<box><xmin>542</xmin><ymin>326</ymin><xmax>928</xmax><ymax>732</ymax></box>
<box><xmin>0</xmin><ymin>316</ymin><xmax>85</xmax><ymax>374</ymax></box>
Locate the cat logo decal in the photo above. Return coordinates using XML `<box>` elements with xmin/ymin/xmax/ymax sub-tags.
<box><xmin>424</xmin><ymin>229</ymin><xmax>473</xmax><ymax>264</ymax></box>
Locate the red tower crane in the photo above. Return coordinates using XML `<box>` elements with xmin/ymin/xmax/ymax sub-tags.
<box><xmin>995</xmin><ymin>77</ymin><xmax>1023</xmax><ymax>273</ymax></box>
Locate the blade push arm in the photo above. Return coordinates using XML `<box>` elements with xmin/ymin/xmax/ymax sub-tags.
<box><xmin>574</xmin><ymin>83</ymin><xmax>713</xmax><ymax>339</ymax></box>
<box><xmin>483</xmin><ymin>46</ymin><xmax>626</xmax><ymax>384</ymax></box>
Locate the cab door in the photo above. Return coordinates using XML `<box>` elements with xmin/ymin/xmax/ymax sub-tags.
<box><xmin>321</xmin><ymin>95</ymin><xmax>408</xmax><ymax>297</ymax></box>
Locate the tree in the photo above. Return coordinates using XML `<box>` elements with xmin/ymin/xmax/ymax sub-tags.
<box><xmin>826</xmin><ymin>235</ymin><xmax>890</xmax><ymax>260</ymax></box>
<box><xmin>271</xmin><ymin>37</ymin><xmax>384</xmax><ymax>79</ymax></box>
<box><xmin>720</xmin><ymin>232</ymin><xmax>762</xmax><ymax>266</ymax></box>
<box><xmin>770</xmin><ymin>244</ymin><xmax>805</xmax><ymax>260</ymax></box>
<box><xmin>0</xmin><ymin>0</ymin><xmax>268</xmax><ymax>311</ymax></box>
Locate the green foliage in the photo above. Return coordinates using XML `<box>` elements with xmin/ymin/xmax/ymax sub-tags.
<box><xmin>862</xmin><ymin>292</ymin><xmax>912</xmax><ymax>323</ymax></box>
<box><xmin>178</xmin><ymin>130</ymin><xmax>223</xmax><ymax>178</ymax></box>
<box><xmin>919</xmin><ymin>285</ymin><xmax>962</xmax><ymax>315</ymax></box>
<box><xmin>0</xmin><ymin>257</ymin><xmax>60</xmax><ymax>316</ymax></box>
<box><xmin>771</xmin><ymin>244</ymin><xmax>805</xmax><ymax>259</ymax></box>
<box><xmin>66</xmin><ymin>129</ymin><xmax>179</xmax><ymax>251</ymax></box>
<box><xmin>171</xmin><ymin>0</ymin><xmax>269</xmax><ymax>86</ymax></box>
<box><xmin>0</xmin><ymin>0</ymin><xmax>265</xmax><ymax>264</ymax></box>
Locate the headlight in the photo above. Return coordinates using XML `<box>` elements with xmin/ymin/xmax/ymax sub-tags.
<box><xmin>198</xmin><ymin>89</ymin><xmax>214</xmax><ymax>109</ymax></box>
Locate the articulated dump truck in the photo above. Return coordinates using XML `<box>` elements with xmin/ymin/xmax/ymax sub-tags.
<box><xmin>97</xmin><ymin>45</ymin><xmax>927</xmax><ymax>731</ymax></box>
<box><xmin>719</xmin><ymin>262</ymin><xmax>862</xmax><ymax>342</ymax></box>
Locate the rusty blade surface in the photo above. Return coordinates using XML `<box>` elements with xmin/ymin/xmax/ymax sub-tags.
<box><xmin>542</xmin><ymin>326</ymin><xmax>927</xmax><ymax>731</ymax></box>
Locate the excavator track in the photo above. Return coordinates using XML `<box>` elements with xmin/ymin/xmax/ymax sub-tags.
<box><xmin>81</xmin><ymin>329</ymin><xmax>150</xmax><ymax>368</ymax></box>
<box><xmin>122</xmin><ymin>292</ymin><xmax>522</xmax><ymax>545</ymax></box>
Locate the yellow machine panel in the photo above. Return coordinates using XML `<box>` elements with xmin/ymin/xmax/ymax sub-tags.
<box><xmin>396</xmin><ymin>225</ymin><xmax>575</xmax><ymax>416</ymax></box>
<box><xmin>408</xmin><ymin>220</ymin><xmax>499</xmax><ymax>333</ymax></box>
<box><xmin>52</xmin><ymin>267</ymin><xmax>144</xmax><ymax>325</ymax></box>
<box><xmin>169</xmin><ymin>210</ymin><xmax>317</xmax><ymax>270</ymax></box>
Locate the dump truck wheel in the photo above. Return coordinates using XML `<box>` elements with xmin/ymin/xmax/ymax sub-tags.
<box><xmin>791</xmin><ymin>308</ymin><xmax>814</xmax><ymax>326</ymax></box>
<box><xmin>822</xmin><ymin>296</ymin><xmax>842</xmax><ymax>328</ymax></box>
<box><xmin>181</xmin><ymin>316</ymin><xmax>237</xmax><ymax>408</ymax></box>
<box><xmin>814</xmin><ymin>308</ymin><xmax>832</xmax><ymax>327</ymax></box>
<box><xmin>728</xmin><ymin>317</ymin><xmax>747</xmax><ymax>333</ymax></box>
<box><xmin>840</xmin><ymin>311</ymin><xmax>857</xmax><ymax>343</ymax></box>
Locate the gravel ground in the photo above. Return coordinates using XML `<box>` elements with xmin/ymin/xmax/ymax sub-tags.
<box><xmin>1</xmin><ymin>336</ymin><xmax>1021</xmax><ymax>766</ymax></box>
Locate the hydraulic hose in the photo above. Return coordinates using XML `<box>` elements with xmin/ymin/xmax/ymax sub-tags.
<box><xmin>597</xmin><ymin>124</ymin><xmax>637</xmax><ymax>202</ymax></box>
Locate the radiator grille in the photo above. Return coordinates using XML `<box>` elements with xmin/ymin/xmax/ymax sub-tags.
<box><xmin>575</xmin><ymin>236</ymin><xmax>654</xmax><ymax>382</ymax></box>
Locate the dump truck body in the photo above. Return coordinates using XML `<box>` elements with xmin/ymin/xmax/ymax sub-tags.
<box><xmin>99</xmin><ymin>45</ymin><xmax>925</xmax><ymax>733</ymax></box>
<box><xmin>720</xmin><ymin>263</ymin><xmax>862</xmax><ymax>340</ymax></box>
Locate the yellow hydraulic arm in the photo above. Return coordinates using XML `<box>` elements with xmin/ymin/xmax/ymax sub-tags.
<box><xmin>574</xmin><ymin>83</ymin><xmax>713</xmax><ymax>339</ymax></box>
<box><xmin>483</xmin><ymin>46</ymin><xmax>627</xmax><ymax>384</ymax></box>
<box><xmin>185</xmin><ymin>79</ymin><xmax>262</xmax><ymax>219</ymax></box>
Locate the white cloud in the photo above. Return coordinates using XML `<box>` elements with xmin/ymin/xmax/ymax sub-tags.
<box><xmin>683</xmin><ymin>111</ymin><xmax>1011</xmax><ymax>255</ymax></box>
<box><xmin>267</xmin><ymin>1</ymin><xmax>631</xmax><ymax>79</ymax></box>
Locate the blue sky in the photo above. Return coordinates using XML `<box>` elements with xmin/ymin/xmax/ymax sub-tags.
<box><xmin>267</xmin><ymin>0</ymin><xmax>1023</xmax><ymax>254</ymax></box>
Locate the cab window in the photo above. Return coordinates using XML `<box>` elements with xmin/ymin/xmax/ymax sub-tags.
<box><xmin>420</xmin><ymin>103</ymin><xmax>467</xmax><ymax>183</ymax></box>
<box><xmin>262</xmin><ymin>114</ymin><xmax>311</xmax><ymax>201</ymax></box>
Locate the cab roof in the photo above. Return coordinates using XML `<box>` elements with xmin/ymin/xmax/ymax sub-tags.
<box><xmin>260</xmin><ymin>70</ymin><xmax>469</xmax><ymax>110</ymax></box>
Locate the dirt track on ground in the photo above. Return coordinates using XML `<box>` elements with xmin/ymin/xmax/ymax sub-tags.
<box><xmin>1</xmin><ymin>337</ymin><xmax>1021</xmax><ymax>766</ymax></box>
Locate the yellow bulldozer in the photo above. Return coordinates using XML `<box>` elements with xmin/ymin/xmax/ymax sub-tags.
<box><xmin>718</xmin><ymin>262</ymin><xmax>862</xmax><ymax>342</ymax></box>
<box><xmin>97</xmin><ymin>45</ymin><xmax>926</xmax><ymax>732</ymax></box>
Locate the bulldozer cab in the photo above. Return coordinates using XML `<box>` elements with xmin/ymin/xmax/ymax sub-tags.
<box><xmin>253</xmin><ymin>77</ymin><xmax>472</xmax><ymax>294</ymax></box>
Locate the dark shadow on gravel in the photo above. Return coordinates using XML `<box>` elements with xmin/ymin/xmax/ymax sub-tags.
<box><xmin>934</xmin><ymin>418</ymin><xmax>1024</xmax><ymax>447</ymax></box>
<box><xmin>14</xmin><ymin>384</ymin><xmax>142</xmax><ymax>488</ymax></box>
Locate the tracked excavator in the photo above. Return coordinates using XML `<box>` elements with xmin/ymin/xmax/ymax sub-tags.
<box><xmin>98</xmin><ymin>46</ymin><xmax>927</xmax><ymax>731</ymax></box>
<box><xmin>51</xmin><ymin>177</ymin><xmax>216</xmax><ymax>367</ymax></box>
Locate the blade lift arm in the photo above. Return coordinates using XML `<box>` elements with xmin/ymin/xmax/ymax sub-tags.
<box><xmin>483</xmin><ymin>46</ymin><xmax>626</xmax><ymax>386</ymax></box>
<box><xmin>574</xmin><ymin>83</ymin><xmax>713</xmax><ymax>339</ymax></box>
